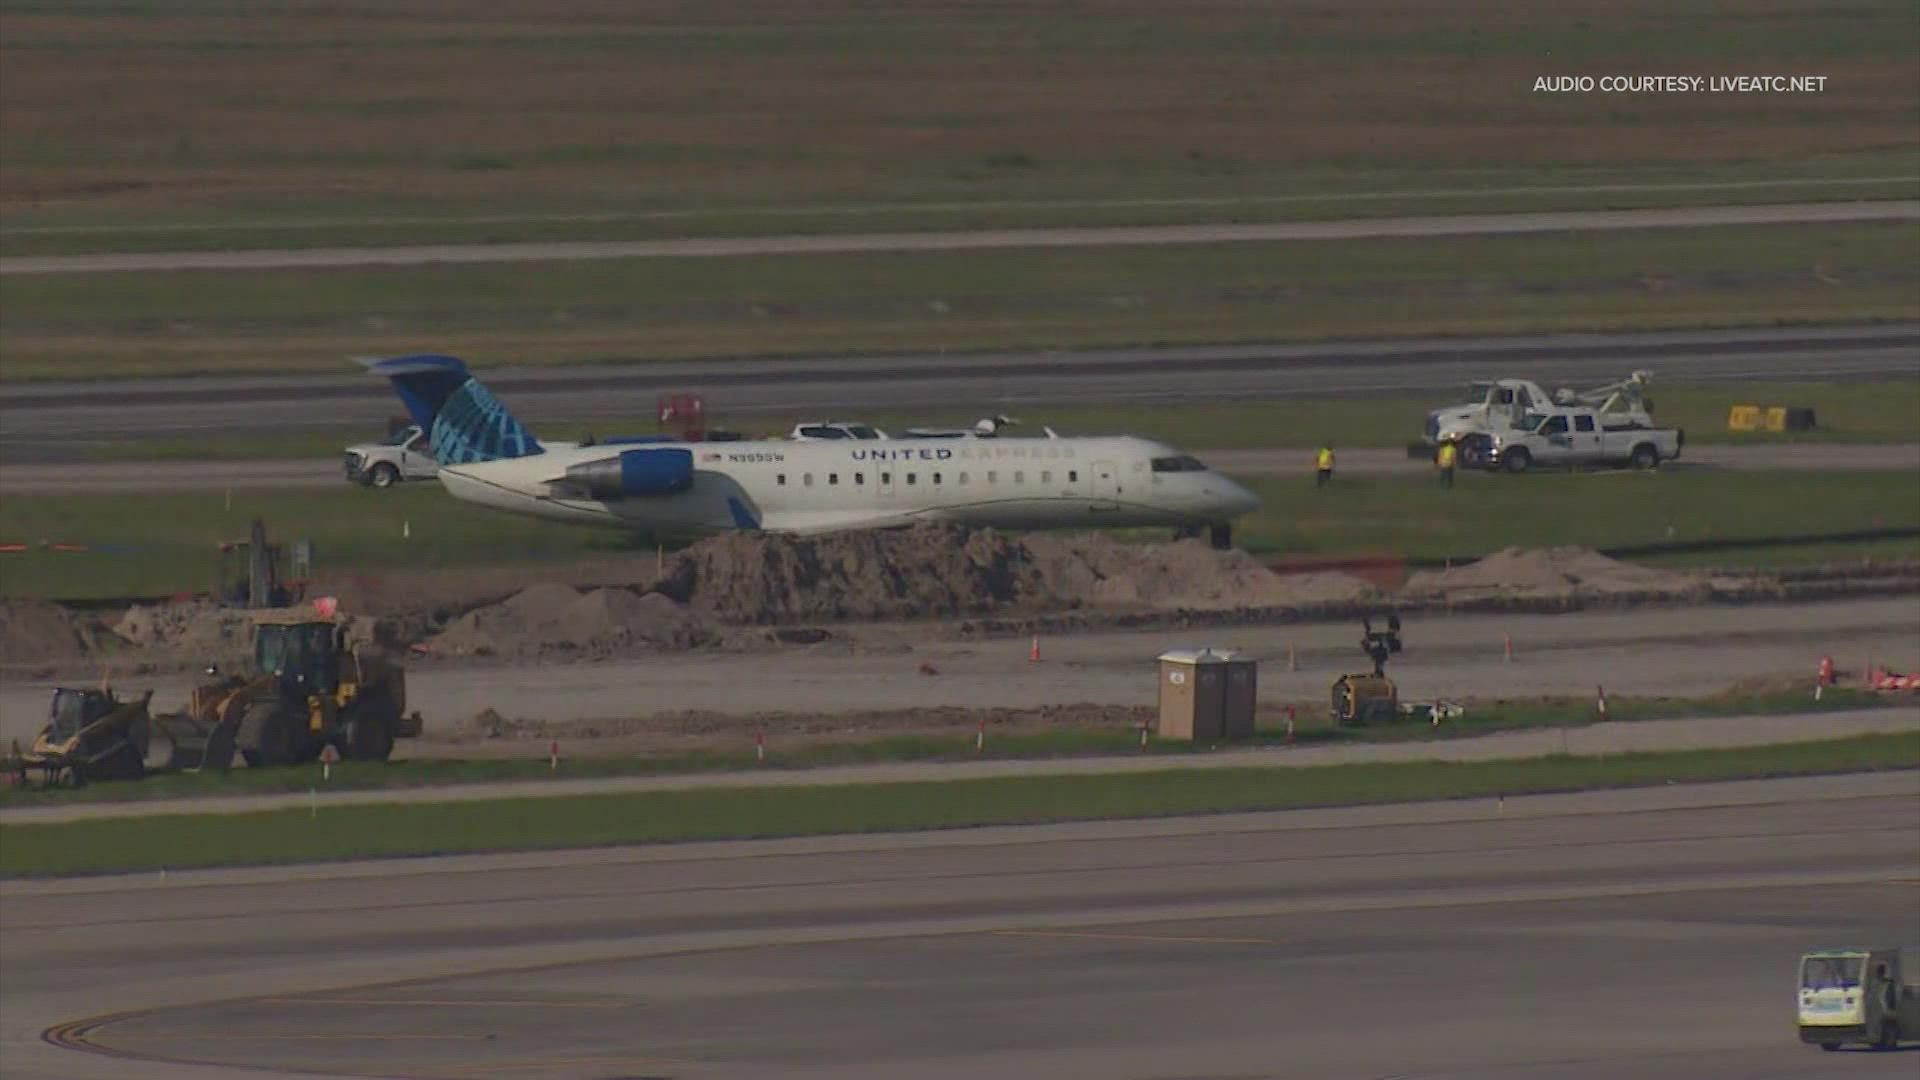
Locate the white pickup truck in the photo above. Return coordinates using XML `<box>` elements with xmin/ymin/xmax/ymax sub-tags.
<box><xmin>344</xmin><ymin>425</ymin><xmax>440</xmax><ymax>488</ymax></box>
<box><xmin>1480</xmin><ymin>406</ymin><xmax>1683</xmax><ymax>473</ymax></box>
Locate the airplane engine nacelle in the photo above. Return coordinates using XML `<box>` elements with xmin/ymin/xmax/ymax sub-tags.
<box><xmin>563</xmin><ymin>448</ymin><xmax>694</xmax><ymax>500</ymax></box>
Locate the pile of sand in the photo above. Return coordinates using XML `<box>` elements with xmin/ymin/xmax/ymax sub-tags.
<box><xmin>0</xmin><ymin>599</ymin><xmax>93</xmax><ymax>670</ymax></box>
<box><xmin>429</xmin><ymin>583</ymin><xmax>718</xmax><ymax>658</ymax></box>
<box><xmin>1402</xmin><ymin>546</ymin><xmax>1705</xmax><ymax>601</ymax></box>
<box><xmin>1023</xmin><ymin>533</ymin><xmax>1378</xmax><ymax>611</ymax></box>
<box><xmin>651</xmin><ymin>526</ymin><xmax>1061</xmax><ymax>624</ymax></box>
<box><xmin>111</xmin><ymin>601</ymin><xmax>257</xmax><ymax>667</ymax></box>
<box><xmin>646</xmin><ymin>526</ymin><xmax>1378</xmax><ymax>626</ymax></box>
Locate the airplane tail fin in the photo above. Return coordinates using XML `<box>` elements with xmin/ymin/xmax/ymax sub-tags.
<box><xmin>360</xmin><ymin>354</ymin><xmax>543</xmax><ymax>464</ymax></box>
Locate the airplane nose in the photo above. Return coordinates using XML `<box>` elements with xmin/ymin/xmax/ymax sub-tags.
<box><xmin>1213</xmin><ymin>478</ymin><xmax>1261</xmax><ymax>516</ymax></box>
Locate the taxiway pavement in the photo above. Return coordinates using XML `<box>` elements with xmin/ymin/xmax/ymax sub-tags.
<box><xmin>3</xmin><ymin>772</ymin><xmax>1916</xmax><ymax>1079</ymax></box>
<box><xmin>3</xmin><ymin>324</ymin><xmax>1914</xmax><ymax>457</ymax></box>
<box><xmin>5</xmin><ymin>200</ymin><xmax>1913</xmax><ymax>276</ymax></box>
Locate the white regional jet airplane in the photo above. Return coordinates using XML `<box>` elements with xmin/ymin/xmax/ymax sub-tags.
<box><xmin>366</xmin><ymin>355</ymin><xmax>1261</xmax><ymax>547</ymax></box>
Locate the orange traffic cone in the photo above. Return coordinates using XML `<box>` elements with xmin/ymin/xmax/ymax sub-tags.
<box><xmin>1029</xmin><ymin>635</ymin><xmax>1041</xmax><ymax>663</ymax></box>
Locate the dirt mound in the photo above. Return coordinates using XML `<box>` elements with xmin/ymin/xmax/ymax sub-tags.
<box><xmin>648</xmin><ymin>527</ymin><xmax>1376</xmax><ymax>625</ymax></box>
<box><xmin>430</xmin><ymin>584</ymin><xmax>718</xmax><ymax>658</ymax></box>
<box><xmin>1024</xmin><ymin>533</ymin><xmax>1377</xmax><ymax>610</ymax></box>
<box><xmin>112</xmin><ymin>601</ymin><xmax>256</xmax><ymax>668</ymax></box>
<box><xmin>652</xmin><ymin>526</ymin><xmax>1060</xmax><ymax>624</ymax></box>
<box><xmin>0</xmin><ymin>599</ymin><xmax>92</xmax><ymax>669</ymax></box>
<box><xmin>1403</xmin><ymin>546</ymin><xmax>1705</xmax><ymax>601</ymax></box>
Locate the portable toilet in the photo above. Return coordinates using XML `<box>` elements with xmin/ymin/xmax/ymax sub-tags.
<box><xmin>1157</xmin><ymin>649</ymin><xmax>1228</xmax><ymax>740</ymax></box>
<box><xmin>1220</xmin><ymin>650</ymin><xmax>1258</xmax><ymax>738</ymax></box>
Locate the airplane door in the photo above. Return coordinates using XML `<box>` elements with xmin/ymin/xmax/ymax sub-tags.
<box><xmin>1091</xmin><ymin>460</ymin><xmax>1120</xmax><ymax>511</ymax></box>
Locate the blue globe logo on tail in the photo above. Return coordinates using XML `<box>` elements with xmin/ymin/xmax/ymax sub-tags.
<box><xmin>361</xmin><ymin>354</ymin><xmax>544</xmax><ymax>464</ymax></box>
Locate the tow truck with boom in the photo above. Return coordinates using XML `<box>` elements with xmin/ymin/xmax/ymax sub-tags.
<box><xmin>1424</xmin><ymin>371</ymin><xmax>1658</xmax><ymax>467</ymax></box>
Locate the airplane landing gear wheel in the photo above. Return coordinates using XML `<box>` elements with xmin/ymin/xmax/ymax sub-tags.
<box><xmin>1209</xmin><ymin>523</ymin><xmax>1232</xmax><ymax>550</ymax></box>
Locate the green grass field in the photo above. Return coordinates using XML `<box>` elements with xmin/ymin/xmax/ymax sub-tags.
<box><xmin>4</xmin><ymin>735</ymin><xmax>1913</xmax><ymax>877</ymax></box>
<box><xmin>0</xmin><ymin>683</ymin><xmax>1888</xmax><ymax>809</ymax></box>
<box><xmin>2</xmin><ymin>1</ymin><xmax>1914</xmax><ymax>253</ymax></box>
<box><xmin>1233</xmin><ymin>469</ymin><xmax>1920</xmax><ymax>562</ymax></box>
<box><xmin>82</xmin><ymin>379</ymin><xmax>1920</xmax><ymax>462</ymax></box>
<box><xmin>4</xmin><ymin>222</ymin><xmax>1915</xmax><ymax>381</ymax></box>
<box><xmin>2</xmin><ymin>469</ymin><xmax>1914</xmax><ymax>600</ymax></box>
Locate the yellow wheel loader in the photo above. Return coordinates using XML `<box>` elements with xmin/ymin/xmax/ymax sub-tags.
<box><xmin>152</xmin><ymin>604</ymin><xmax>422</xmax><ymax>771</ymax></box>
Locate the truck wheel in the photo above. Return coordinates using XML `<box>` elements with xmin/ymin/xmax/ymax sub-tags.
<box><xmin>1630</xmin><ymin>443</ymin><xmax>1660</xmax><ymax>470</ymax></box>
<box><xmin>237</xmin><ymin>700</ymin><xmax>303</xmax><ymax>767</ymax></box>
<box><xmin>345</xmin><ymin>715</ymin><xmax>395</xmax><ymax>762</ymax></box>
<box><xmin>1875</xmin><ymin>1022</ymin><xmax>1899</xmax><ymax>1050</ymax></box>
<box><xmin>369</xmin><ymin>463</ymin><xmax>400</xmax><ymax>488</ymax></box>
<box><xmin>1503</xmin><ymin>448</ymin><xmax>1532</xmax><ymax>474</ymax></box>
<box><xmin>1819</xmin><ymin>1041</ymin><xmax>1840</xmax><ymax>1051</ymax></box>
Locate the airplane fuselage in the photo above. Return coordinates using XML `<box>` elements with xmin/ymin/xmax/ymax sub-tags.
<box><xmin>437</xmin><ymin>434</ymin><xmax>1259</xmax><ymax>538</ymax></box>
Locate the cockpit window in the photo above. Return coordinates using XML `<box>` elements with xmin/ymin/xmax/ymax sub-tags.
<box><xmin>1150</xmin><ymin>455</ymin><xmax>1208</xmax><ymax>473</ymax></box>
<box><xmin>798</xmin><ymin>426</ymin><xmax>848</xmax><ymax>440</ymax></box>
<box><xmin>845</xmin><ymin>425</ymin><xmax>879</xmax><ymax>440</ymax></box>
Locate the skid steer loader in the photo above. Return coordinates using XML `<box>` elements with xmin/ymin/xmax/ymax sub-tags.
<box><xmin>18</xmin><ymin>686</ymin><xmax>155</xmax><ymax>786</ymax></box>
<box><xmin>152</xmin><ymin>602</ymin><xmax>422</xmax><ymax>771</ymax></box>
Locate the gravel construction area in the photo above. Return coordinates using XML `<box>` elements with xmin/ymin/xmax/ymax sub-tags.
<box><xmin>3</xmin><ymin>532</ymin><xmax>1916</xmax><ymax>760</ymax></box>
<box><xmin>3</xmin><ymin>592</ymin><xmax>1915</xmax><ymax>758</ymax></box>
<box><xmin>0</xmin><ymin>533</ymin><xmax>1873</xmax><ymax>679</ymax></box>
<box><xmin>5</xmin><ymin>530</ymin><xmax>1916</xmax><ymax>763</ymax></box>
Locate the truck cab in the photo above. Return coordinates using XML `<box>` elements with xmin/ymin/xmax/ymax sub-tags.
<box><xmin>345</xmin><ymin>424</ymin><xmax>439</xmax><ymax>488</ymax></box>
<box><xmin>1798</xmin><ymin>948</ymin><xmax>1920</xmax><ymax>1051</ymax></box>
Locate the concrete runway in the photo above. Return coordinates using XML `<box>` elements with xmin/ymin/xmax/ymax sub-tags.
<box><xmin>4</xmin><ymin>442</ymin><xmax>1913</xmax><ymax>494</ymax></box>
<box><xmin>3</xmin><ymin>773</ymin><xmax>1916</xmax><ymax>1079</ymax></box>
<box><xmin>5</xmin><ymin>200</ymin><xmax>1913</xmax><ymax>276</ymax></box>
<box><xmin>4</xmin><ymin>325</ymin><xmax>1915</xmax><ymax>456</ymax></box>
<box><xmin>3</xmin><ymin>598</ymin><xmax>1916</xmax><ymax>748</ymax></box>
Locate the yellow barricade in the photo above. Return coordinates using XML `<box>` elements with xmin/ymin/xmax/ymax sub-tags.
<box><xmin>1727</xmin><ymin>405</ymin><xmax>1764</xmax><ymax>431</ymax></box>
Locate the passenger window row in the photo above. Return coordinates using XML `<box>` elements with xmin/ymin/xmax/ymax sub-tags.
<box><xmin>773</xmin><ymin>469</ymin><xmax>1082</xmax><ymax>487</ymax></box>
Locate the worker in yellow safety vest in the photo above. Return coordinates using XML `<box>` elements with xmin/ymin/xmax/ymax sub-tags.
<box><xmin>1315</xmin><ymin>445</ymin><xmax>1335</xmax><ymax>488</ymax></box>
<box><xmin>1436</xmin><ymin>439</ymin><xmax>1458</xmax><ymax>488</ymax></box>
